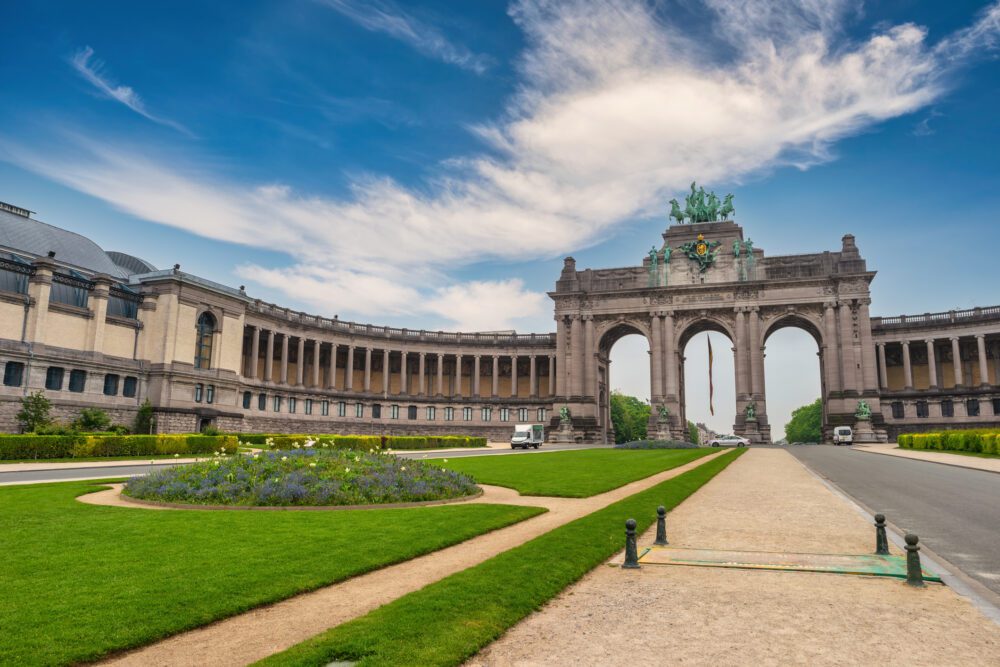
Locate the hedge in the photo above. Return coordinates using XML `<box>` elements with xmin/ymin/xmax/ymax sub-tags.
<box><xmin>898</xmin><ymin>429</ymin><xmax>1000</xmax><ymax>455</ymax></box>
<box><xmin>0</xmin><ymin>434</ymin><xmax>238</xmax><ymax>461</ymax></box>
<box><xmin>237</xmin><ymin>434</ymin><xmax>487</xmax><ymax>451</ymax></box>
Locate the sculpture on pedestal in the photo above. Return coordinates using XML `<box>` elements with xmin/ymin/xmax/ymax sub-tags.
<box><xmin>668</xmin><ymin>182</ymin><xmax>735</xmax><ymax>224</ymax></box>
<box><xmin>855</xmin><ymin>400</ymin><xmax>871</xmax><ymax>420</ymax></box>
<box><xmin>745</xmin><ymin>401</ymin><xmax>757</xmax><ymax>421</ymax></box>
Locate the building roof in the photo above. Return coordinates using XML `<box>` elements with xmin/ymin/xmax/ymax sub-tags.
<box><xmin>0</xmin><ymin>208</ymin><xmax>128</xmax><ymax>278</ymax></box>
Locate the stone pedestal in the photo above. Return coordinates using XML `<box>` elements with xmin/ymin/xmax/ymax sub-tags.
<box><xmin>853</xmin><ymin>418</ymin><xmax>878</xmax><ymax>443</ymax></box>
<box><xmin>742</xmin><ymin>419</ymin><xmax>764</xmax><ymax>444</ymax></box>
<box><xmin>551</xmin><ymin>419</ymin><xmax>575</xmax><ymax>443</ymax></box>
<box><xmin>654</xmin><ymin>418</ymin><xmax>672</xmax><ymax>442</ymax></box>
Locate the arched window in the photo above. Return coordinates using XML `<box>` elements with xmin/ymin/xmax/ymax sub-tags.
<box><xmin>195</xmin><ymin>312</ymin><xmax>216</xmax><ymax>369</ymax></box>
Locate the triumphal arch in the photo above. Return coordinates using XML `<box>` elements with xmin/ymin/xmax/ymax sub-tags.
<box><xmin>549</xmin><ymin>184</ymin><xmax>887</xmax><ymax>444</ymax></box>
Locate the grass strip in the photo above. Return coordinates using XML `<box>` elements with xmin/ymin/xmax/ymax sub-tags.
<box><xmin>432</xmin><ymin>448</ymin><xmax>713</xmax><ymax>497</ymax></box>
<box><xmin>258</xmin><ymin>448</ymin><xmax>744</xmax><ymax>667</ymax></box>
<box><xmin>0</xmin><ymin>481</ymin><xmax>544</xmax><ymax>666</ymax></box>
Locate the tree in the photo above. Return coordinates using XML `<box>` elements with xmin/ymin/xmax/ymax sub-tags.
<box><xmin>785</xmin><ymin>398</ymin><xmax>822</xmax><ymax>443</ymax></box>
<box><xmin>17</xmin><ymin>391</ymin><xmax>52</xmax><ymax>433</ymax></box>
<box><xmin>687</xmin><ymin>420</ymin><xmax>699</xmax><ymax>445</ymax></box>
<box><xmin>133</xmin><ymin>399</ymin><xmax>155</xmax><ymax>435</ymax></box>
<box><xmin>609</xmin><ymin>391</ymin><xmax>650</xmax><ymax>443</ymax></box>
<box><xmin>74</xmin><ymin>408</ymin><xmax>111</xmax><ymax>432</ymax></box>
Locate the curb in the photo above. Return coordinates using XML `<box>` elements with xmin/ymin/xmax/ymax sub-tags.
<box><xmin>850</xmin><ymin>446</ymin><xmax>1000</xmax><ymax>476</ymax></box>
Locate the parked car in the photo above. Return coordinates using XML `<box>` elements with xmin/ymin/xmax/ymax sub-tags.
<box><xmin>832</xmin><ymin>426</ymin><xmax>853</xmax><ymax>445</ymax></box>
<box><xmin>708</xmin><ymin>435</ymin><xmax>750</xmax><ymax>447</ymax></box>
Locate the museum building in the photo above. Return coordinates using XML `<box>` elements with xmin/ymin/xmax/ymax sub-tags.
<box><xmin>0</xmin><ymin>199</ymin><xmax>997</xmax><ymax>441</ymax></box>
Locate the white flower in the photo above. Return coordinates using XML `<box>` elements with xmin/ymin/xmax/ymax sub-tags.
<box><xmin>354</xmin><ymin>456</ymin><xmax>360</xmax><ymax>463</ymax></box>
<box><xmin>304</xmin><ymin>438</ymin><xmax>315</xmax><ymax>448</ymax></box>
<box><xmin>309</xmin><ymin>462</ymin><xmax>317</xmax><ymax>468</ymax></box>
<box><xmin>174</xmin><ymin>453</ymin><xmax>180</xmax><ymax>458</ymax></box>
<box><xmin>252</xmin><ymin>454</ymin><xmax>259</xmax><ymax>459</ymax></box>
<box><xmin>281</xmin><ymin>456</ymin><xmax>288</xmax><ymax>462</ymax></box>
<box><xmin>443</xmin><ymin>459</ymin><xmax>448</xmax><ymax>463</ymax></box>
<box><xmin>345</xmin><ymin>467</ymin><xmax>350</xmax><ymax>473</ymax></box>
<box><xmin>401</xmin><ymin>466</ymin><xmax>406</xmax><ymax>471</ymax></box>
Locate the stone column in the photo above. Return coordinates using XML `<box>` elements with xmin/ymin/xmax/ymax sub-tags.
<box><xmin>748</xmin><ymin>307</ymin><xmax>762</xmax><ymax>397</ymax></box>
<box><xmin>925</xmin><ymin>340</ymin><xmax>938</xmax><ymax>388</ymax></box>
<box><xmin>902</xmin><ymin>341</ymin><xmax>913</xmax><ymax>389</ymax></box>
<box><xmin>400</xmin><ymin>351</ymin><xmax>408</xmax><ymax>395</ymax></box>
<box><xmin>663</xmin><ymin>311</ymin><xmax>677</xmax><ymax>398</ymax></box>
<box><xmin>295</xmin><ymin>337</ymin><xmax>305</xmax><ymax>386</ymax></box>
<box><xmin>249</xmin><ymin>326</ymin><xmax>260</xmax><ymax>380</ymax></box>
<box><xmin>345</xmin><ymin>345</ymin><xmax>355</xmax><ymax>391</ymax></box>
<box><xmin>85</xmin><ymin>275</ymin><xmax>112</xmax><ymax>354</ymax></box>
<box><xmin>418</xmin><ymin>352</ymin><xmax>426</xmax><ymax>395</ymax></box>
<box><xmin>280</xmin><ymin>334</ymin><xmax>290</xmax><ymax>385</ymax></box>
<box><xmin>825</xmin><ymin>303</ymin><xmax>842</xmax><ymax>393</ymax></box>
<box><xmin>548</xmin><ymin>355</ymin><xmax>556</xmax><ymax>396</ymax></box>
<box><xmin>264</xmin><ymin>330</ymin><xmax>275</xmax><ymax>383</ymax></box>
<box><xmin>529</xmin><ymin>355</ymin><xmax>537</xmax><ymax>397</ymax></box>
<box><xmin>363</xmin><ymin>347</ymin><xmax>372</xmax><ymax>392</ymax></box>
<box><xmin>650</xmin><ymin>313</ymin><xmax>663</xmax><ymax>401</ymax></box>
<box><xmin>312</xmin><ymin>339</ymin><xmax>321</xmax><ymax>387</ymax></box>
<box><xmin>327</xmin><ymin>343</ymin><xmax>337</xmax><ymax>389</ymax></box>
<box><xmin>977</xmin><ymin>335</ymin><xmax>989</xmax><ymax>386</ymax></box>
<box><xmin>24</xmin><ymin>258</ymin><xmax>54</xmax><ymax>344</ymax></box>
<box><xmin>511</xmin><ymin>355</ymin><xmax>519</xmax><ymax>398</ymax></box>
<box><xmin>584</xmin><ymin>316</ymin><xmax>595</xmax><ymax>398</ymax></box>
<box><xmin>570</xmin><ymin>316</ymin><xmax>584</xmax><ymax>397</ymax></box>
<box><xmin>454</xmin><ymin>354</ymin><xmax>462</xmax><ymax>397</ymax></box>
<box><xmin>473</xmin><ymin>355</ymin><xmax>481</xmax><ymax>397</ymax></box>
<box><xmin>951</xmin><ymin>337</ymin><xmax>963</xmax><ymax>387</ymax></box>
<box><xmin>734</xmin><ymin>308</ymin><xmax>749</xmax><ymax>398</ymax></box>
<box><xmin>856</xmin><ymin>298</ymin><xmax>879</xmax><ymax>392</ymax></box>
<box><xmin>838</xmin><ymin>302</ymin><xmax>857</xmax><ymax>392</ymax></box>
<box><xmin>492</xmin><ymin>355</ymin><xmax>500</xmax><ymax>397</ymax></box>
<box><xmin>436</xmin><ymin>353</ymin><xmax>444</xmax><ymax>396</ymax></box>
<box><xmin>555</xmin><ymin>316</ymin><xmax>568</xmax><ymax>397</ymax></box>
<box><xmin>383</xmin><ymin>349</ymin><xmax>391</xmax><ymax>394</ymax></box>
<box><xmin>877</xmin><ymin>342</ymin><xmax>888</xmax><ymax>390</ymax></box>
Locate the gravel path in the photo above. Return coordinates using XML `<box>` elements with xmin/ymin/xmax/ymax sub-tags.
<box><xmin>97</xmin><ymin>451</ymin><xmax>725</xmax><ymax>666</ymax></box>
<box><xmin>469</xmin><ymin>449</ymin><xmax>1000</xmax><ymax>667</ymax></box>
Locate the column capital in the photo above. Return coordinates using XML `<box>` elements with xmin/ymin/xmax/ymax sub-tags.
<box><xmin>649</xmin><ymin>311</ymin><xmax>661</xmax><ymax>320</ymax></box>
<box><xmin>950</xmin><ymin>336</ymin><xmax>961</xmax><ymax>342</ymax></box>
<box><xmin>877</xmin><ymin>341</ymin><xmax>886</xmax><ymax>348</ymax></box>
<box><xmin>975</xmin><ymin>333</ymin><xmax>986</xmax><ymax>340</ymax></box>
<box><xmin>901</xmin><ymin>340</ymin><xmax>910</xmax><ymax>348</ymax></box>
<box><xmin>925</xmin><ymin>338</ymin><xmax>936</xmax><ymax>345</ymax></box>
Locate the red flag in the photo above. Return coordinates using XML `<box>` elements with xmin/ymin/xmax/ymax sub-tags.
<box><xmin>708</xmin><ymin>335</ymin><xmax>715</xmax><ymax>416</ymax></box>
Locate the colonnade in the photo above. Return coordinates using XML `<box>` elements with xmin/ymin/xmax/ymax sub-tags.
<box><xmin>877</xmin><ymin>334</ymin><xmax>997</xmax><ymax>390</ymax></box>
<box><xmin>242</xmin><ymin>325</ymin><xmax>557</xmax><ymax>399</ymax></box>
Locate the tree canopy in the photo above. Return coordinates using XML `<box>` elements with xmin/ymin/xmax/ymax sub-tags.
<box><xmin>609</xmin><ymin>391</ymin><xmax>650</xmax><ymax>443</ymax></box>
<box><xmin>785</xmin><ymin>398</ymin><xmax>823</xmax><ymax>443</ymax></box>
<box><xmin>687</xmin><ymin>420</ymin><xmax>699</xmax><ymax>445</ymax></box>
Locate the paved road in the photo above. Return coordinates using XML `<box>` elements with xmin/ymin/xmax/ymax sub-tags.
<box><xmin>789</xmin><ymin>445</ymin><xmax>1000</xmax><ymax>597</ymax></box>
<box><xmin>0</xmin><ymin>442</ymin><xmax>608</xmax><ymax>485</ymax></box>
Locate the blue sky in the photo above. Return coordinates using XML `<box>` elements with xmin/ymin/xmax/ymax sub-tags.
<box><xmin>1</xmin><ymin>0</ymin><xmax>999</xmax><ymax>436</ymax></box>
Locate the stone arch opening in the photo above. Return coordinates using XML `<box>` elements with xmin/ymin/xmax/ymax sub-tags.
<box><xmin>678</xmin><ymin>319</ymin><xmax>736</xmax><ymax>444</ymax></box>
<box><xmin>597</xmin><ymin>322</ymin><xmax>651</xmax><ymax>443</ymax></box>
<box><xmin>763</xmin><ymin>314</ymin><xmax>825</xmax><ymax>443</ymax></box>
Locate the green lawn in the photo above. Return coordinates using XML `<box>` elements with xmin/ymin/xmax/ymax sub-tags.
<box><xmin>258</xmin><ymin>448</ymin><xmax>744</xmax><ymax>667</ymax></box>
<box><xmin>433</xmin><ymin>448</ymin><xmax>713</xmax><ymax>497</ymax></box>
<box><xmin>0</xmin><ymin>481</ymin><xmax>544</xmax><ymax>666</ymax></box>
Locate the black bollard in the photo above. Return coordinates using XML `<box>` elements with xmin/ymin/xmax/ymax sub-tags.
<box><xmin>654</xmin><ymin>506</ymin><xmax>669</xmax><ymax>546</ymax></box>
<box><xmin>874</xmin><ymin>513</ymin><xmax>890</xmax><ymax>556</ymax></box>
<box><xmin>904</xmin><ymin>533</ymin><xmax>924</xmax><ymax>587</ymax></box>
<box><xmin>622</xmin><ymin>518</ymin><xmax>641</xmax><ymax>569</ymax></box>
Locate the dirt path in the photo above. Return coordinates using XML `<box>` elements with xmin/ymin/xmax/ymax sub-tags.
<box><xmin>470</xmin><ymin>449</ymin><xmax>1000</xmax><ymax>667</ymax></box>
<box><xmin>99</xmin><ymin>450</ymin><xmax>726</xmax><ymax>666</ymax></box>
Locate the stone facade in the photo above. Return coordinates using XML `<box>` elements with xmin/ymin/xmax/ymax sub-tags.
<box><xmin>1</xmin><ymin>204</ymin><xmax>997</xmax><ymax>442</ymax></box>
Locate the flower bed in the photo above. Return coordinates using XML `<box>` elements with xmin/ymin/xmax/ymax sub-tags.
<box><xmin>898</xmin><ymin>429</ymin><xmax>999</xmax><ymax>454</ymax></box>
<box><xmin>123</xmin><ymin>449</ymin><xmax>479</xmax><ymax>507</ymax></box>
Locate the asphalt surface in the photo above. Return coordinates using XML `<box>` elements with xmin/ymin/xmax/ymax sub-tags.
<box><xmin>789</xmin><ymin>445</ymin><xmax>1000</xmax><ymax>598</ymax></box>
<box><xmin>0</xmin><ymin>442</ymin><xmax>608</xmax><ymax>485</ymax></box>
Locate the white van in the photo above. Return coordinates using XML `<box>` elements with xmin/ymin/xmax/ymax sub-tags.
<box><xmin>833</xmin><ymin>426</ymin><xmax>853</xmax><ymax>445</ymax></box>
<box><xmin>511</xmin><ymin>424</ymin><xmax>545</xmax><ymax>449</ymax></box>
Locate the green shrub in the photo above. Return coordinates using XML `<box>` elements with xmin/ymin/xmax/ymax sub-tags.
<box><xmin>898</xmin><ymin>434</ymin><xmax>913</xmax><ymax>448</ymax></box>
<box><xmin>239</xmin><ymin>434</ymin><xmax>487</xmax><ymax>451</ymax></box>
<box><xmin>73</xmin><ymin>408</ymin><xmax>112</xmax><ymax>432</ymax></box>
<box><xmin>34</xmin><ymin>423</ymin><xmax>79</xmax><ymax>436</ymax></box>
<box><xmin>0</xmin><ymin>434</ymin><xmax>237</xmax><ymax>460</ymax></box>
<box><xmin>897</xmin><ymin>429</ymin><xmax>1000</xmax><ymax>455</ymax></box>
<box><xmin>17</xmin><ymin>391</ymin><xmax>52</xmax><ymax>433</ymax></box>
<box><xmin>133</xmin><ymin>399</ymin><xmax>155</xmax><ymax>435</ymax></box>
<box><xmin>0</xmin><ymin>435</ymin><xmax>83</xmax><ymax>459</ymax></box>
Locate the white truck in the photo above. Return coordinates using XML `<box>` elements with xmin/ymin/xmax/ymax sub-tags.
<box><xmin>511</xmin><ymin>424</ymin><xmax>545</xmax><ymax>449</ymax></box>
<box><xmin>832</xmin><ymin>426</ymin><xmax>853</xmax><ymax>445</ymax></box>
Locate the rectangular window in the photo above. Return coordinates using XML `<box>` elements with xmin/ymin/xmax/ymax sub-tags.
<box><xmin>123</xmin><ymin>376</ymin><xmax>138</xmax><ymax>398</ymax></box>
<box><xmin>408</xmin><ymin>405</ymin><xmax>417</xmax><ymax>420</ymax></box>
<box><xmin>916</xmin><ymin>400</ymin><xmax>928</xmax><ymax>418</ymax></box>
<box><xmin>288</xmin><ymin>397</ymin><xmax>297</xmax><ymax>414</ymax></box>
<box><xmin>518</xmin><ymin>407</ymin><xmax>528</xmax><ymax>422</ymax></box>
<box><xmin>444</xmin><ymin>407</ymin><xmax>454</xmax><ymax>421</ymax></box>
<box><xmin>941</xmin><ymin>399</ymin><xmax>954</xmax><ymax>417</ymax></box>
<box><xmin>967</xmin><ymin>399</ymin><xmax>980</xmax><ymax>417</ymax></box>
<box><xmin>68</xmin><ymin>369</ymin><xmax>86</xmax><ymax>393</ymax></box>
<box><xmin>273</xmin><ymin>395</ymin><xmax>282</xmax><ymax>412</ymax></box>
<box><xmin>305</xmin><ymin>399</ymin><xmax>313</xmax><ymax>415</ymax></box>
<box><xmin>338</xmin><ymin>401</ymin><xmax>346</xmax><ymax>417</ymax></box>
<box><xmin>463</xmin><ymin>407</ymin><xmax>472</xmax><ymax>421</ymax></box>
<box><xmin>890</xmin><ymin>401</ymin><xmax>904</xmax><ymax>419</ymax></box>
<box><xmin>537</xmin><ymin>408</ymin><xmax>547</xmax><ymax>422</ymax></box>
<box><xmin>103</xmin><ymin>374</ymin><xmax>120</xmax><ymax>396</ymax></box>
<box><xmin>481</xmin><ymin>407</ymin><xmax>492</xmax><ymax>422</ymax></box>
<box><xmin>321</xmin><ymin>400</ymin><xmax>329</xmax><ymax>416</ymax></box>
<box><xmin>426</xmin><ymin>406</ymin><xmax>436</xmax><ymax>421</ymax></box>
<box><xmin>258</xmin><ymin>393</ymin><xmax>267</xmax><ymax>410</ymax></box>
<box><xmin>194</xmin><ymin>383</ymin><xmax>204</xmax><ymax>403</ymax></box>
<box><xmin>994</xmin><ymin>398</ymin><xmax>1000</xmax><ymax>416</ymax></box>
<box><xmin>3</xmin><ymin>361</ymin><xmax>24</xmax><ymax>387</ymax></box>
<box><xmin>45</xmin><ymin>367</ymin><xmax>64</xmax><ymax>391</ymax></box>
<box><xmin>206</xmin><ymin>385</ymin><xmax>215</xmax><ymax>404</ymax></box>
<box><xmin>356</xmin><ymin>403</ymin><xmax>364</xmax><ymax>418</ymax></box>
<box><xmin>390</xmin><ymin>404</ymin><xmax>400</xmax><ymax>419</ymax></box>
<box><xmin>242</xmin><ymin>391</ymin><xmax>252</xmax><ymax>409</ymax></box>
<box><xmin>499</xmin><ymin>407</ymin><xmax>510</xmax><ymax>422</ymax></box>
<box><xmin>372</xmin><ymin>404</ymin><xmax>382</xmax><ymax>419</ymax></box>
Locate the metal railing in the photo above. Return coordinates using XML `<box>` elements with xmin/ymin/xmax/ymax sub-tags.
<box><xmin>872</xmin><ymin>305</ymin><xmax>1000</xmax><ymax>329</ymax></box>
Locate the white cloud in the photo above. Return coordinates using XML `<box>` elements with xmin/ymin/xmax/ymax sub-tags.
<box><xmin>9</xmin><ymin>1</ymin><xmax>1000</xmax><ymax>332</ymax></box>
<box><xmin>315</xmin><ymin>0</ymin><xmax>493</xmax><ymax>74</ymax></box>
<box><xmin>69</xmin><ymin>46</ymin><xmax>192</xmax><ymax>136</ymax></box>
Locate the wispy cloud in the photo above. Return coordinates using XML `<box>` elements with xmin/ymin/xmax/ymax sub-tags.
<box><xmin>10</xmin><ymin>1</ymin><xmax>1000</xmax><ymax>331</ymax></box>
<box><xmin>69</xmin><ymin>46</ymin><xmax>192</xmax><ymax>136</ymax></box>
<box><xmin>314</xmin><ymin>0</ymin><xmax>492</xmax><ymax>74</ymax></box>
